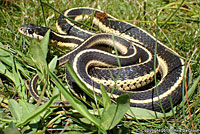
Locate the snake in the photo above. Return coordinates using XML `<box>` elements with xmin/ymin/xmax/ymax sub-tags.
<box><xmin>18</xmin><ymin>7</ymin><xmax>186</xmax><ymax>111</ymax></box>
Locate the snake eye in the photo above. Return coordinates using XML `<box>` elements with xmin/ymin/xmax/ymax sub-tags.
<box><xmin>27</xmin><ymin>28</ymin><xmax>34</xmax><ymax>34</ymax></box>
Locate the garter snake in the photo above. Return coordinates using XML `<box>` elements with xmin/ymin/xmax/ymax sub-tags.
<box><xmin>19</xmin><ymin>7</ymin><xmax>186</xmax><ymax>111</ymax></box>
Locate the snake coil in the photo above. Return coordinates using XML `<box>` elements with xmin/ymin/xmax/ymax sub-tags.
<box><xmin>19</xmin><ymin>7</ymin><xmax>186</xmax><ymax>111</ymax></box>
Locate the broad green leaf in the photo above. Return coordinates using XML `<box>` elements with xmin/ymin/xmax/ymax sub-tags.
<box><xmin>126</xmin><ymin>107</ymin><xmax>173</xmax><ymax>120</ymax></box>
<box><xmin>16</xmin><ymin>94</ymin><xmax>58</xmax><ymax>127</ymax></box>
<box><xmin>74</xmin><ymin>107</ymin><xmax>168</xmax><ymax>120</ymax></box>
<box><xmin>3</xmin><ymin>122</ymin><xmax>20</xmax><ymax>134</ymax></box>
<box><xmin>49</xmin><ymin>71</ymin><xmax>106</xmax><ymax>133</ymax></box>
<box><xmin>18</xmin><ymin>100</ymin><xmax>41</xmax><ymax>124</ymax></box>
<box><xmin>30</xmin><ymin>30</ymin><xmax>50</xmax><ymax>75</ymax></box>
<box><xmin>30</xmin><ymin>40</ymin><xmax>47</xmax><ymax>73</ymax></box>
<box><xmin>40</xmin><ymin>29</ymin><xmax>50</xmax><ymax>60</ymax></box>
<box><xmin>100</xmin><ymin>84</ymin><xmax>111</xmax><ymax>111</ymax></box>
<box><xmin>8</xmin><ymin>99</ymin><xmax>22</xmax><ymax>121</ymax></box>
<box><xmin>101</xmin><ymin>94</ymin><xmax>130</xmax><ymax>130</ymax></box>
<box><xmin>48</xmin><ymin>56</ymin><xmax>57</xmax><ymax>72</ymax></box>
<box><xmin>0</xmin><ymin>61</ymin><xmax>14</xmax><ymax>81</ymax></box>
<box><xmin>12</xmin><ymin>57</ymin><xmax>26</xmax><ymax>99</ymax></box>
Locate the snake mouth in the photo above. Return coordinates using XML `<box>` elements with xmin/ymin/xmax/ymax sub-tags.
<box><xmin>19</xmin><ymin>24</ymin><xmax>49</xmax><ymax>40</ymax></box>
<box><xmin>19</xmin><ymin>24</ymin><xmax>36</xmax><ymax>35</ymax></box>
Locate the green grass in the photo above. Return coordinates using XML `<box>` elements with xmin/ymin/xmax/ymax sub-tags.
<box><xmin>0</xmin><ymin>0</ymin><xmax>200</xmax><ymax>133</ymax></box>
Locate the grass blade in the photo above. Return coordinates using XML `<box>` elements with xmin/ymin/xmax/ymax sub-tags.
<box><xmin>49</xmin><ymin>71</ymin><xmax>106</xmax><ymax>133</ymax></box>
<box><xmin>66</xmin><ymin>63</ymin><xmax>104</xmax><ymax>106</ymax></box>
<box><xmin>180</xmin><ymin>75</ymin><xmax>200</xmax><ymax>107</ymax></box>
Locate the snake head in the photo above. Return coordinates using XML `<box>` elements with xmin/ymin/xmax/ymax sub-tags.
<box><xmin>18</xmin><ymin>24</ymin><xmax>50</xmax><ymax>40</ymax></box>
